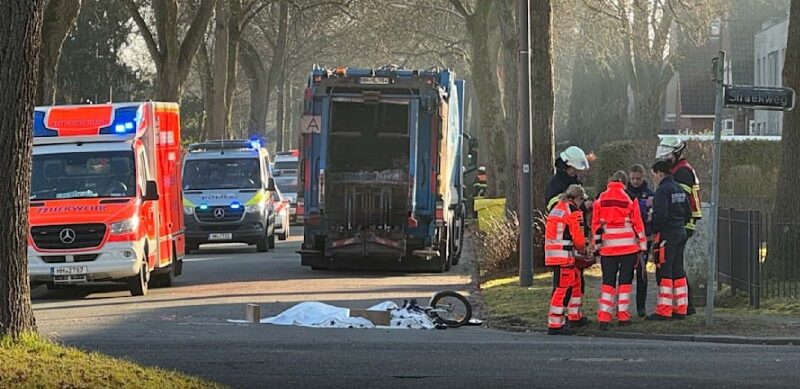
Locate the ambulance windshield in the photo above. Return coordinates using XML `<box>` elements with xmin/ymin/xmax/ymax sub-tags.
<box><xmin>183</xmin><ymin>158</ymin><xmax>262</xmax><ymax>190</ymax></box>
<box><xmin>31</xmin><ymin>151</ymin><xmax>137</xmax><ymax>200</ymax></box>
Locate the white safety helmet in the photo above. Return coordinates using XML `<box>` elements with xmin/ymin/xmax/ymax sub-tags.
<box><xmin>477</xmin><ymin>166</ymin><xmax>487</xmax><ymax>173</ymax></box>
<box><xmin>656</xmin><ymin>137</ymin><xmax>686</xmax><ymax>160</ymax></box>
<box><xmin>560</xmin><ymin>146</ymin><xmax>589</xmax><ymax>171</ymax></box>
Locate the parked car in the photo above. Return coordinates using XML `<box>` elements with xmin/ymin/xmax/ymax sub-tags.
<box><xmin>273</xmin><ymin>186</ymin><xmax>291</xmax><ymax>241</ymax></box>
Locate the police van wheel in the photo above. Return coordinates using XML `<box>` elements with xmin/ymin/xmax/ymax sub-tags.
<box><xmin>256</xmin><ymin>234</ymin><xmax>269</xmax><ymax>252</ymax></box>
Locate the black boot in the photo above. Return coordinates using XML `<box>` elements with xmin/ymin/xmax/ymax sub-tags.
<box><xmin>646</xmin><ymin>314</ymin><xmax>671</xmax><ymax>321</ymax></box>
<box><xmin>568</xmin><ymin>317</ymin><xmax>591</xmax><ymax>327</ymax></box>
<box><xmin>637</xmin><ymin>308</ymin><xmax>646</xmax><ymax>318</ymax></box>
<box><xmin>548</xmin><ymin>326</ymin><xmax>575</xmax><ymax>336</ymax></box>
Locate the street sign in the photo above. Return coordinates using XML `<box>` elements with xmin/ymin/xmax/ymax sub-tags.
<box><xmin>723</xmin><ymin>85</ymin><xmax>796</xmax><ymax>111</ymax></box>
<box><xmin>299</xmin><ymin>115</ymin><xmax>321</xmax><ymax>134</ymax></box>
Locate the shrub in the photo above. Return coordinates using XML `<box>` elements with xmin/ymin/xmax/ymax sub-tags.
<box><xmin>591</xmin><ymin>138</ymin><xmax>779</xmax><ymax>212</ymax></box>
<box><xmin>473</xmin><ymin>213</ymin><xmax>519</xmax><ymax>276</ymax></box>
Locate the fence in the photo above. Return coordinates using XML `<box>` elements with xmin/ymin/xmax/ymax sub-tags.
<box><xmin>717</xmin><ymin>209</ymin><xmax>800</xmax><ymax>308</ymax></box>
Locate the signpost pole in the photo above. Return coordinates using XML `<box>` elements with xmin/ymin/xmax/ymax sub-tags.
<box><xmin>706</xmin><ymin>50</ymin><xmax>726</xmax><ymax>326</ymax></box>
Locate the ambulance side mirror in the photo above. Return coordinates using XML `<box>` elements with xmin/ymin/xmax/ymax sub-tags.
<box><xmin>143</xmin><ymin>180</ymin><xmax>160</xmax><ymax>201</ymax></box>
<box><xmin>267</xmin><ymin>177</ymin><xmax>276</xmax><ymax>192</ymax></box>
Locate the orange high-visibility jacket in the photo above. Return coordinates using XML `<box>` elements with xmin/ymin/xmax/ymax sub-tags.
<box><xmin>544</xmin><ymin>200</ymin><xmax>586</xmax><ymax>267</ymax></box>
<box><xmin>592</xmin><ymin>182</ymin><xmax>647</xmax><ymax>256</ymax></box>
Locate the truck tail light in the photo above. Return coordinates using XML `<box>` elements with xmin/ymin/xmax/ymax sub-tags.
<box><xmin>435</xmin><ymin>202</ymin><xmax>444</xmax><ymax>227</ymax></box>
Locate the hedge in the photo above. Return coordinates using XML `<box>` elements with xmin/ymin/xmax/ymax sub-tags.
<box><xmin>586</xmin><ymin>139</ymin><xmax>779</xmax><ymax>212</ymax></box>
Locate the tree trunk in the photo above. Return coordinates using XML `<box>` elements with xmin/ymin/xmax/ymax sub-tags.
<box><xmin>276</xmin><ymin>78</ymin><xmax>286</xmax><ymax>151</ymax></box>
<box><xmin>241</xmin><ymin>38</ymin><xmax>268</xmax><ymax>138</ymax></box>
<box><xmin>210</xmin><ymin>0</ymin><xmax>229</xmax><ymax>139</ymax></box>
<box><xmin>36</xmin><ymin>0</ymin><xmax>81</xmax><ymax>105</ymax></box>
<box><xmin>628</xmin><ymin>62</ymin><xmax>668</xmax><ymax>138</ymax></box>
<box><xmin>197</xmin><ymin>43</ymin><xmax>215</xmax><ymax>139</ymax></box>
<box><xmin>498</xmin><ymin>0</ymin><xmax>518</xmax><ymax>213</ymax></box>
<box><xmin>121</xmin><ymin>0</ymin><xmax>216</xmax><ymax>102</ymax></box>
<box><xmin>0</xmin><ymin>0</ymin><xmax>45</xmax><ymax>338</ymax></box>
<box><xmin>767</xmin><ymin>0</ymin><xmax>800</xmax><ymax>277</ymax></box>
<box><xmin>261</xmin><ymin>1</ymin><xmax>289</xmax><ymax>139</ymax></box>
<box><xmin>466</xmin><ymin>1</ymin><xmax>506</xmax><ymax>198</ymax></box>
<box><xmin>530</xmin><ymin>0</ymin><xmax>555</xmax><ymax>270</ymax></box>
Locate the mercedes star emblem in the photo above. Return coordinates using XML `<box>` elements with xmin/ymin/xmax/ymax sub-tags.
<box><xmin>213</xmin><ymin>208</ymin><xmax>226</xmax><ymax>219</ymax></box>
<box><xmin>59</xmin><ymin>228</ymin><xmax>76</xmax><ymax>244</ymax></box>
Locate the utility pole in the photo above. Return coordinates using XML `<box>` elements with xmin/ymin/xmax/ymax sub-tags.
<box><xmin>518</xmin><ymin>0</ymin><xmax>533</xmax><ymax>287</ymax></box>
<box><xmin>707</xmin><ymin>50</ymin><xmax>726</xmax><ymax>325</ymax></box>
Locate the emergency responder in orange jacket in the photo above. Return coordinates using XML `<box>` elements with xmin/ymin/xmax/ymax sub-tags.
<box><xmin>656</xmin><ymin>137</ymin><xmax>701</xmax><ymax>315</ymax></box>
<box><xmin>592</xmin><ymin>171</ymin><xmax>648</xmax><ymax>329</ymax></box>
<box><xmin>647</xmin><ymin>161</ymin><xmax>692</xmax><ymax>320</ymax></box>
<box><xmin>545</xmin><ymin>184</ymin><xmax>588</xmax><ymax>335</ymax></box>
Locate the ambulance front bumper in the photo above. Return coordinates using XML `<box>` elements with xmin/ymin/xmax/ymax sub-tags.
<box><xmin>28</xmin><ymin>241</ymin><xmax>145</xmax><ymax>284</ymax></box>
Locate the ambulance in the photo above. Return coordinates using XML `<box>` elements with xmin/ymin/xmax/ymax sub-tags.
<box><xmin>28</xmin><ymin>102</ymin><xmax>185</xmax><ymax>296</ymax></box>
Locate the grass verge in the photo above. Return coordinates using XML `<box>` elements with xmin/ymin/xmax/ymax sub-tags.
<box><xmin>481</xmin><ymin>270</ymin><xmax>800</xmax><ymax>337</ymax></box>
<box><xmin>0</xmin><ymin>333</ymin><xmax>222</xmax><ymax>388</ymax></box>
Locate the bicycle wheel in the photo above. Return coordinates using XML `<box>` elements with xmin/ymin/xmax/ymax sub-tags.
<box><xmin>428</xmin><ymin>290</ymin><xmax>472</xmax><ymax>328</ymax></box>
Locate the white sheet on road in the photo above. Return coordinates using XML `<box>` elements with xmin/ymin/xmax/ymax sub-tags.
<box><xmin>227</xmin><ymin>301</ymin><xmax>436</xmax><ymax>329</ymax></box>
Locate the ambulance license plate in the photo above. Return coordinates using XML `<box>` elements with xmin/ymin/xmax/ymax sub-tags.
<box><xmin>52</xmin><ymin>266</ymin><xmax>87</xmax><ymax>276</ymax></box>
<box><xmin>209</xmin><ymin>233</ymin><xmax>232</xmax><ymax>241</ymax></box>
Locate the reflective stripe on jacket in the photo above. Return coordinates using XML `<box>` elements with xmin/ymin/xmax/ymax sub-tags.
<box><xmin>544</xmin><ymin>200</ymin><xmax>586</xmax><ymax>266</ymax></box>
<box><xmin>592</xmin><ymin>182</ymin><xmax>647</xmax><ymax>256</ymax></box>
<box><xmin>672</xmin><ymin>158</ymin><xmax>702</xmax><ymax>227</ymax></box>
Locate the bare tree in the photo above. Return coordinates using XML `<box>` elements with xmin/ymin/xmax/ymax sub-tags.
<box><xmin>582</xmin><ymin>0</ymin><xmax>721</xmax><ymax>137</ymax></box>
<box><xmin>0</xmin><ymin>0</ymin><xmax>46</xmax><ymax>338</ymax></box>
<box><xmin>121</xmin><ymin>0</ymin><xmax>216</xmax><ymax>101</ymax></box>
<box><xmin>36</xmin><ymin>0</ymin><xmax>82</xmax><ymax>105</ymax></box>
<box><xmin>449</xmin><ymin>0</ymin><xmax>508</xmax><ymax>197</ymax></box>
<box><xmin>768</xmin><ymin>0</ymin><xmax>800</xmax><ymax>275</ymax></box>
<box><xmin>530</xmin><ymin>0</ymin><xmax>556</xmax><ymax>268</ymax></box>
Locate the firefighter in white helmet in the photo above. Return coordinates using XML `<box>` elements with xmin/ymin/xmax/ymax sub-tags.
<box><xmin>546</xmin><ymin>146</ymin><xmax>590</xmax><ymax>211</ymax></box>
<box><xmin>655</xmin><ymin>136</ymin><xmax>702</xmax><ymax>316</ymax></box>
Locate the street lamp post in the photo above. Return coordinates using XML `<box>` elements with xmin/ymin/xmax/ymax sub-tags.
<box><xmin>518</xmin><ymin>0</ymin><xmax>533</xmax><ymax>287</ymax></box>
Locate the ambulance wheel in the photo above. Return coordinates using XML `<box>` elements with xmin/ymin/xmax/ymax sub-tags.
<box><xmin>128</xmin><ymin>258</ymin><xmax>149</xmax><ymax>296</ymax></box>
<box><xmin>268</xmin><ymin>232</ymin><xmax>276</xmax><ymax>249</ymax></box>
<box><xmin>151</xmin><ymin>249</ymin><xmax>177</xmax><ymax>288</ymax></box>
<box><xmin>256</xmin><ymin>234</ymin><xmax>269</xmax><ymax>252</ymax></box>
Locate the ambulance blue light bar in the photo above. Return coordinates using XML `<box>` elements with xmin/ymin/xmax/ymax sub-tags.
<box><xmin>33</xmin><ymin>103</ymin><xmax>145</xmax><ymax>144</ymax></box>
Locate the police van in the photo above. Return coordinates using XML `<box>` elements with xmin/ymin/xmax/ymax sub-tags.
<box><xmin>182</xmin><ymin>140</ymin><xmax>277</xmax><ymax>253</ymax></box>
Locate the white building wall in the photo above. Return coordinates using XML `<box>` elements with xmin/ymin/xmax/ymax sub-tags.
<box><xmin>753</xmin><ymin>19</ymin><xmax>788</xmax><ymax>135</ymax></box>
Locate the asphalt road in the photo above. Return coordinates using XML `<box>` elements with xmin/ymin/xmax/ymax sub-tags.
<box><xmin>32</xmin><ymin>227</ymin><xmax>800</xmax><ymax>388</ymax></box>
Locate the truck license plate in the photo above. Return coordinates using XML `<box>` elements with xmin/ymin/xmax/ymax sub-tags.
<box><xmin>52</xmin><ymin>266</ymin><xmax>87</xmax><ymax>276</ymax></box>
<box><xmin>209</xmin><ymin>233</ymin><xmax>232</xmax><ymax>241</ymax></box>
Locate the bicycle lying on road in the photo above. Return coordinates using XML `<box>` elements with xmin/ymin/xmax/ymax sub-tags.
<box><xmin>401</xmin><ymin>290</ymin><xmax>474</xmax><ymax>329</ymax></box>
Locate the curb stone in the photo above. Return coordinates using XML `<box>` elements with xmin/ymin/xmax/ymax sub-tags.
<box><xmin>489</xmin><ymin>324</ymin><xmax>800</xmax><ymax>346</ymax></box>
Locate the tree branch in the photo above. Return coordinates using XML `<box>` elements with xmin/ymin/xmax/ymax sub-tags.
<box><xmin>121</xmin><ymin>0</ymin><xmax>161</xmax><ymax>65</ymax></box>
<box><xmin>178</xmin><ymin>0</ymin><xmax>217</xmax><ymax>74</ymax></box>
<box><xmin>448</xmin><ymin>0</ymin><xmax>470</xmax><ymax>18</ymax></box>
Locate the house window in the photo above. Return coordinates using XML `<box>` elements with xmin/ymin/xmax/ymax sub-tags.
<box><xmin>756</xmin><ymin>58</ymin><xmax>761</xmax><ymax>85</ymax></box>
<box><xmin>769</xmin><ymin>51</ymin><xmax>779</xmax><ymax>86</ymax></box>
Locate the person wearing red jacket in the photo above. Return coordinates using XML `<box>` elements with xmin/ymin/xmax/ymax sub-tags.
<box><xmin>592</xmin><ymin>171</ymin><xmax>648</xmax><ymax>329</ymax></box>
<box><xmin>545</xmin><ymin>184</ymin><xmax>589</xmax><ymax>336</ymax></box>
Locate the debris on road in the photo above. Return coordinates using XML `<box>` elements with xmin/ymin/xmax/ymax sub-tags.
<box><xmin>227</xmin><ymin>300</ymin><xmax>439</xmax><ymax>329</ymax></box>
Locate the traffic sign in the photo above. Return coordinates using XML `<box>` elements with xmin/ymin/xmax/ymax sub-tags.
<box><xmin>299</xmin><ymin>115</ymin><xmax>321</xmax><ymax>134</ymax></box>
<box><xmin>723</xmin><ymin>85</ymin><xmax>795</xmax><ymax>111</ymax></box>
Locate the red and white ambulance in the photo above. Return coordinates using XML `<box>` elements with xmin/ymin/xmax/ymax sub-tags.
<box><xmin>28</xmin><ymin>102</ymin><xmax>185</xmax><ymax>296</ymax></box>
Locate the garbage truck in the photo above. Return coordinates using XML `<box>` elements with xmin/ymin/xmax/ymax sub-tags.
<box><xmin>297</xmin><ymin>66</ymin><xmax>476</xmax><ymax>272</ymax></box>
